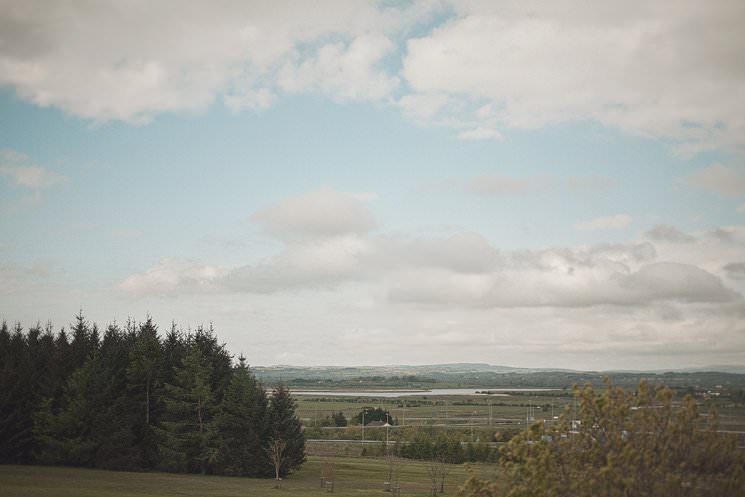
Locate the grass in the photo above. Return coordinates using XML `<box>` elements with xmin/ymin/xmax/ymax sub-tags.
<box><xmin>296</xmin><ymin>394</ymin><xmax>573</xmax><ymax>428</ymax></box>
<box><xmin>296</xmin><ymin>393</ymin><xmax>745</xmax><ymax>433</ymax></box>
<box><xmin>0</xmin><ymin>457</ymin><xmax>497</xmax><ymax>497</ymax></box>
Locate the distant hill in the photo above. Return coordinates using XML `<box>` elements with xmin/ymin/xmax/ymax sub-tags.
<box><xmin>673</xmin><ymin>365</ymin><xmax>745</xmax><ymax>374</ymax></box>
<box><xmin>254</xmin><ymin>362</ymin><xmax>745</xmax><ymax>376</ymax></box>
<box><xmin>252</xmin><ymin>363</ymin><xmax>745</xmax><ymax>390</ymax></box>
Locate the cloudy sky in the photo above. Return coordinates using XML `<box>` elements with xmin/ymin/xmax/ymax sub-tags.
<box><xmin>2</xmin><ymin>0</ymin><xmax>745</xmax><ymax>370</ymax></box>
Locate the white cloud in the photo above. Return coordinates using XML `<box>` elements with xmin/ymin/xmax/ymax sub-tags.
<box><xmin>457</xmin><ymin>127</ymin><xmax>503</xmax><ymax>141</ymax></box>
<box><xmin>211</xmin><ymin>232</ymin><xmax>502</xmax><ymax>295</ymax></box>
<box><xmin>114</xmin><ymin>215</ymin><xmax>745</xmax><ymax>368</ymax></box>
<box><xmin>723</xmin><ymin>262</ymin><xmax>745</xmax><ymax>280</ymax></box>
<box><xmin>644</xmin><ymin>224</ymin><xmax>696</xmax><ymax>243</ymax></box>
<box><xmin>687</xmin><ymin>164</ymin><xmax>745</xmax><ymax>198</ymax></box>
<box><xmin>402</xmin><ymin>1</ymin><xmax>745</xmax><ymax>154</ymax></box>
<box><xmin>221</xmin><ymin>235</ymin><xmax>373</xmax><ymax>293</ymax></box>
<box><xmin>738</xmin><ymin>203</ymin><xmax>745</xmax><ymax>213</ymax></box>
<box><xmin>251</xmin><ymin>187</ymin><xmax>376</xmax><ymax>242</ymax></box>
<box><xmin>0</xmin><ymin>0</ymin><xmax>419</xmax><ymax>122</ymax></box>
<box><xmin>398</xmin><ymin>93</ymin><xmax>450</xmax><ymax>120</ymax></box>
<box><xmin>2</xmin><ymin>1</ymin><xmax>742</xmax><ymax>156</ymax></box>
<box><xmin>277</xmin><ymin>33</ymin><xmax>399</xmax><ymax>101</ymax></box>
<box><xmin>0</xmin><ymin>165</ymin><xmax>65</xmax><ymax>189</ymax></box>
<box><xmin>639</xmin><ymin>225</ymin><xmax>745</xmax><ymax>296</ymax></box>
<box><xmin>576</xmin><ymin>214</ymin><xmax>632</xmax><ymax>231</ymax></box>
<box><xmin>329</xmin><ymin>300</ymin><xmax>745</xmax><ymax>369</ymax></box>
<box><xmin>384</xmin><ymin>241</ymin><xmax>736</xmax><ymax>309</ymax></box>
<box><xmin>113</xmin><ymin>184</ymin><xmax>745</xmax><ymax>370</ymax></box>
<box><xmin>380</xmin><ymin>232</ymin><xmax>504</xmax><ymax>274</ymax></box>
<box><xmin>223</xmin><ymin>87</ymin><xmax>275</xmax><ymax>113</ymax></box>
<box><xmin>120</xmin><ymin>215</ymin><xmax>741</xmax><ymax>312</ymax></box>
<box><xmin>129</xmin><ymin>189</ymin><xmax>378</xmax><ymax>294</ymax></box>
<box><xmin>118</xmin><ymin>258</ymin><xmax>227</xmax><ymax>296</ymax></box>
<box><xmin>0</xmin><ymin>149</ymin><xmax>66</xmax><ymax>190</ymax></box>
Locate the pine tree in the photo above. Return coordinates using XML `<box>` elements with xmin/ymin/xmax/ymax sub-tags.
<box><xmin>192</xmin><ymin>324</ymin><xmax>233</xmax><ymax>406</ymax></box>
<box><xmin>215</xmin><ymin>355</ymin><xmax>268</xmax><ymax>476</ymax></box>
<box><xmin>158</xmin><ymin>343</ymin><xmax>218</xmax><ymax>474</ymax></box>
<box><xmin>69</xmin><ymin>311</ymin><xmax>95</xmax><ymax>369</ymax></box>
<box><xmin>161</xmin><ymin>322</ymin><xmax>185</xmax><ymax>387</ymax></box>
<box><xmin>35</xmin><ymin>322</ymin><xmax>59</xmax><ymax>404</ymax></box>
<box><xmin>95</xmin><ymin>323</ymin><xmax>145</xmax><ymax>470</ymax></box>
<box><xmin>34</xmin><ymin>355</ymin><xmax>101</xmax><ymax>466</ymax></box>
<box><xmin>52</xmin><ymin>327</ymin><xmax>73</xmax><ymax>400</ymax></box>
<box><xmin>266</xmin><ymin>384</ymin><xmax>305</xmax><ymax>477</ymax></box>
<box><xmin>123</xmin><ymin>318</ymin><xmax>163</xmax><ymax>468</ymax></box>
<box><xmin>127</xmin><ymin>318</ymin><xmax>161</xmax><ymax>428</ymax></box>
<box><xmin>0</xmin><ymin>322</ymin><xmax>35</xmax><ymax>463</ymax></box>
<box><xmin>35</xmin><ymin>326</ymin><xmax>143</xmax><ymax>470</ymax></box>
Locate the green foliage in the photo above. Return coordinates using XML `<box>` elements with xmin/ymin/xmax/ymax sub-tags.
<box><xmin>267</xmin><ymin>384</ymin><xmax>306</xmax><ymax>476</ymax></box>
<box><xmin>1</xmin><ymin>313</ymin><xmax>305</xmax><ymax>478</ymax></box>
<box><xmin>124</xmin><ymin>319</ymin><xmax>162</xmax><ymax>467</ymax></box>
<box><xmin>0</xmin><ymin>323</ymin><xmax>34</xmax><ymax>463</ymax></box>
<box><xmin>463</xmin><ymin>442</ymin><xmax>498</xmax><ymax>463</ymax></box>
<box><xmin>462</xmin><ymin>380</ymin><xmax>745</xmax><ymax>497</ymax></box>
<box><xmin>34</xmin><ymin>355</ymin><xmax>103</xmax><ymax>466</ymax></box>
<box><xmin>321</xmin><ymin>411</ymin><xmax>348</xmax><ymax>427</ymax></box>
<box><xmin>158</xmin><ymin>343</ymin><xmax>219</xmax><ymax>474</ymax></box>
<box><xmin>352</xmin><ymin>406</ymin><xmax>395</xmax><ymax>425</ymax></box>
<box><xmin>400</xmin><ymin>433</ymin><xmax>464</xmax><ymax>464</ymax></box>
<box><xmin>332</xmin><ymin>410</ymin><xmax>348</xmax><ymax>426</ymax></box>
<box><xmin>127</xmin><ymin>317</ymin><xmax>161</xmax><ymax>426</ymax></box>
<box><xmin>215</xmin><ymin>355</ymin><xmax>268</xmax><ymax>476</ymax></box>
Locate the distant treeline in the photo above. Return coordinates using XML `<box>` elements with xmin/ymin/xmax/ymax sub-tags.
<box><xmin>0</xmin><ymin>313</ymin><xmax>304</xmax><ymax>477</ymax></box>
<box><xmin>258</xmin><ymin>367</ymin><xmax>745</xmax><ymax>391</ymax></box>
<box><xmin>398</xmin><ymin>433</ymin><xmax>498</xmax><ymax>463</ymax></box>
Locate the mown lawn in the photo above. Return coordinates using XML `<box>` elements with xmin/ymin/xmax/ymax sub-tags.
<box><xmin>0</xmin><ymin>457</ymin><xmax>498</xmax><ymax>497</ymax></box>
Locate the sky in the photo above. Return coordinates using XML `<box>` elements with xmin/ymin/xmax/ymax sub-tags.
<box><xmin>1</xmin><ymin>0</ymin><xmax>745</xmax><ymax>370</ymax></box>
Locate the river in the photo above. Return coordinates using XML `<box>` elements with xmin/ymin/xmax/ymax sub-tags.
<box><xmin>291</xmin><ymin>387</ymin><xmax>560</xmax><ymax>398</ymax></box>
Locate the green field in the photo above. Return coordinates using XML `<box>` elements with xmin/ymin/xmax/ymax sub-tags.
<box><xmin>296</xmin><ymin>392</ymin><xmax>574</xmax><ymax>428</ymax></box>
<box><xmin>0</xmin><ymin>458</ymin><xmax>497</xmax><ymax>497</ymax></box>
<box><xmin>295</xmin><ymin>390</ymin><xmax>745</xmax><ymax>438</ymax></box>
<box><xmin>3</xmin><ymin>389</ymin><xmax>742</xmax><ymax>497</ymax></box>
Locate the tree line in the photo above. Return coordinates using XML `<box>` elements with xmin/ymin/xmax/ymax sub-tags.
<box><xmin>0</xmin><ymin>313</ymin><xmax>304</xmax><ymax>477</ymax></box>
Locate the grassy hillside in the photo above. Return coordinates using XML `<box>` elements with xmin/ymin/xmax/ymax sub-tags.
<box><xmin>0</xmin><ymin>457</ymin><xmax>496</xmax><ymax>497</ymax></box>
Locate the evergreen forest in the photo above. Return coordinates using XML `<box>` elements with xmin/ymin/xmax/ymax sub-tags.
<box><xmin>0</xmin><ymin>313</ymin><xmax>305</xmax><ymax>477</ymax></box>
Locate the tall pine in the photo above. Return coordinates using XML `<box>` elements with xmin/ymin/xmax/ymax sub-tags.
<box><xmin>0</xmin><ymin>323</ymin><xmax>35</xmax><ymax>463</ymax></box>
<box><xmin>158</xmin><ymin>343</ymin><xmax>218</xmax><ymax>474</ymax></box>
<box><xmin>34</xmin><ymin>354</ymin><xmax>101</xmax><ymax>466</ymax></box>
<box><xmin>266</xmin><ymin>383</ymin><xmax>305</xmax><ymax>477</ymax></box>
<box><xmin>215</xmin><ymin>355</ymin><xmax>268</xmax><ymax>476</ymax></box>
<box><xmin>126</xmin><ymin>317</ymin><xmax>162</xmax><ymax>466</ymax></box>
<box><xmin>96</xmin><ymin>323</ymin><xmax>145</xmax><ymax>470</ymax></box>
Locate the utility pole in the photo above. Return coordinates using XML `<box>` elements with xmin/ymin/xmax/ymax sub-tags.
<box><xmin>384</xmin><ymin>412</ymin><xmax>390</xmax><ymax>448</ymax></box>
